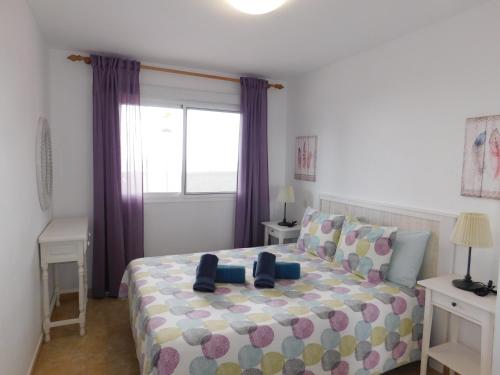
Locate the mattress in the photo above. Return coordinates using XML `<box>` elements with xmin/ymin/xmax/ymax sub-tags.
<box><xmin>119</xmin><ymin>244</ymin><xmax>424</xmax><ymax>375</ymax></box>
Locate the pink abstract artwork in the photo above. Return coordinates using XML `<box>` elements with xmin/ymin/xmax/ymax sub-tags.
<box><xmin>461</xmin><ymin>115</ymin><xmax>500</xmax><ymax>199</ymax></box>
<box><xmin>295</xmin><ymin>136</ymin><xmax>317</xmax><ymax>182</ymax></box>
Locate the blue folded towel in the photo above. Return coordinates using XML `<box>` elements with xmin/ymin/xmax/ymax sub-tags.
<box><xmin>216</xmin><ymin>265</ymin><xmax>246</xmax><ymax>283</ymax></box>
<box><xmin>254</xmin><ymin>252</ymin><xmax>276</xmax><ymax>289</ymax></box>
<box><xmin>193</xmin><ymin>254</ymin><xmax>218</xmax><ymax>292</ymax></box>
<box><xmin>253</xmin><ymin>261</ymin><xmax>301</xmax><ymax>280</ymax></box>
<box><xmin>196</xmin><ymin>265</ymin><xmax>246</xmax><ymax>284</ymax></box>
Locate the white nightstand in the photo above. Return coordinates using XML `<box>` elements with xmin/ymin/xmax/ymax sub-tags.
<box><xmin>262</xmin><ymin>221</ymin><xmax>301</xmax><ymax>245</ymax></box>
<box><xmin>418</xmin><ymin>274</ymin><xmax>496</xmax><ymax>375</ymax></box>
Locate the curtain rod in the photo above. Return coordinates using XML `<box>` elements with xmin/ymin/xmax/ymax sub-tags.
<box><xmin>67</xmin><ymin>54</ymin><xmax>284</xmax><ymax>90</ymax></box>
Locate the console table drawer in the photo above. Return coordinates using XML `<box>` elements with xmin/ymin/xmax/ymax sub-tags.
<box><xmin>41</xmin><ymin>241</ymin><xmax>85</xmax><ymax>263</ymax></box>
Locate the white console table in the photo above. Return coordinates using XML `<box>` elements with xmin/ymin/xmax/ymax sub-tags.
<box><xmin>38</xmin><ymin>217</ymin><xmax>89</xmax><ymax>342</ymax></box>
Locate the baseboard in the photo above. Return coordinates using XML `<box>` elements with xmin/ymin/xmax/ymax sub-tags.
<box><xmin>59</xmin><ymin>288</ymin><xmax>79</xmax><ymax>294</ymax></box>
<box><xmin>27</xmin><ymin>334</ymin><xmax>43</xmax><ymax>375</ymax></box>
<box><xmin>430</xmin><ymin>359</ymin><xmax>444</xmax><ymax>373</ymax></box>
<box><xmin>27</xmin><ymin>286</ymin><xmax>62</xmax><ymax>375</ymax></box>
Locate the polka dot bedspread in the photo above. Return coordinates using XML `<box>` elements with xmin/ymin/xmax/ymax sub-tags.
<box><xmin>119</xmin><ymin>244</ymin><xmax>424</xmax><ymax>375</ymax></box>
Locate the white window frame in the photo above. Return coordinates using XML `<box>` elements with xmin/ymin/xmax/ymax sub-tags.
<box><xmin>141</xmin><ymin>99</ymin><xmax>240</xmax><ymax>204</ymax></box>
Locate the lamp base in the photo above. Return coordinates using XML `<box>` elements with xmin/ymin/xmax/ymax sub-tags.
<box><xmin>278</xmin><ymin>220</ymin><xmax>292</xmax><ymax>227</ymax></box>
<box><xmin>452</xmin><ymin>278</ymin><xmax>483</xmax><ymax>291</ymax></box>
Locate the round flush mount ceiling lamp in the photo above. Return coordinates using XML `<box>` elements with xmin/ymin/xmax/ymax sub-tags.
<box><xmin>227</xmin><ymin>0</ymin><xmax>287</xmax><ymax>15</ymax></box>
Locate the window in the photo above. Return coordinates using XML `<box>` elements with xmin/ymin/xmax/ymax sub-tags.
<box><xmin>141</xmin><ymin>104</ymin><xmax>241</xmax><ymax>197</ymax></box>
<box><xmin>186</xmin><ymin>109</ymin><xmax>241</xmax><ymax>194</ymax></box>
<box><xmin>142</xmin><ymin>106</ymin><xmax>184</xmax><ymax>193</ymax></box>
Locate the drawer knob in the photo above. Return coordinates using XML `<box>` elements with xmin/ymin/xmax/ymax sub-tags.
<box><xmin>451</xmin><ymin>302</ymin><xmax>457</xmax><ymax>307</ymax></box>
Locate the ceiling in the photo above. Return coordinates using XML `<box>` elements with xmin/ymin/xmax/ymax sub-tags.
<box><xmin>28</xmin><ymin>0</ymin><xmax>489</xmax><ymax>79</ymax></box>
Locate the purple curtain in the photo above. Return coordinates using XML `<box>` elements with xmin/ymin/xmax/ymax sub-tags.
<box><xmin>91</xmin><ymin>55</ymin><xmax>144</xmax><ymax>298</ymax></box>
<box><xmin>234</xmin><ymin>77</ymin><xmax>270</xmax><ymax>248</ymax></box>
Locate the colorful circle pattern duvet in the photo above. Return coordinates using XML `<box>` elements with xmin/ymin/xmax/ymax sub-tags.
<box><xmin>119</xmin><ymin>244</ymin><xmax>425</xmax><ymax>375</ymax></box>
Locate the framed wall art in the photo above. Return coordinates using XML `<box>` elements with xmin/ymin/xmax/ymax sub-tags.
<box><xmin>461</xmin><ymin>115</ymin><xmax>500</xmax><ymax>200</ymax></box>
<box><xmin>295</xmin><ymin>136</ymin><xmax>317</xmax><ymax>182</ymax></box>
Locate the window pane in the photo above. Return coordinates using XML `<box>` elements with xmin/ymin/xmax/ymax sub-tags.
<box><xmin>186</xmin><ymin>109</ymin><xmax>241</xmax><ymax>193</ymax></box>
<box><xmin>142</xmin><ymin>106</ymin><xmax>183</xmax><ymax>193</ymax></box>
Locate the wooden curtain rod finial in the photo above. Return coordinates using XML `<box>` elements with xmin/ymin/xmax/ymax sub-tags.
<box><xmin>270</xmin><ymin>83</ymin><xmax>284</xmax><ymax>90</ymax></box>
<box><xmin>66</xmin><ymin>54</ymin><xmax>284</xmax><ymax>90</ymax></box>
<box><xmin>67</xmin><ymin>54</ymin><xmax>91</xmax><ymax>64</ymax></box>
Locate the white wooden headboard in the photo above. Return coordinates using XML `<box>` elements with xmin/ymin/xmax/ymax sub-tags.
<box><xmin>319</xmin><ymin>194</ymin><xmax>457</xmax><ymax>279</ymax></box>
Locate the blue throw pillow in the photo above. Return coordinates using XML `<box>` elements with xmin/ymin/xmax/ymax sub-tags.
<box><xmin>386</xmin><ymin>230</ymin><xmax>431</xmax><ymax>288</ymax></box>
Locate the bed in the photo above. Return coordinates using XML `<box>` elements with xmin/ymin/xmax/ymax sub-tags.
<box><xmin>119</xmin><ymin>195</ymin><xmax>457</xmax><ymax>375</ymax></box>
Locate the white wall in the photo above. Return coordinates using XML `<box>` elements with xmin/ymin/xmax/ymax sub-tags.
<box><xmin>48</xmin><ymin>49</ymin><xmax>288</xmax><ymax>287</ymax></box>
<box><xmin>286</xmin><ymin>0</ymin><xmax>500</xmax><ymax>365</ymax></box>
<box><xmin>0</xmin><ymin>1</ymin><xmax>51</xmax><ymax>374</ymax></box>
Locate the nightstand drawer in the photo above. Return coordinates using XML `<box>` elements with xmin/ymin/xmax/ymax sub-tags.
<box><xmin>262</xmin><ymin>221</ymin><xmax>300</xmax><ymax>245</ymax></box>
<box><xmin>271</xmin><ymin>229</ymin><xmax>300</xmax><ymax>239</ymax></box>
<box><xmin>432</xmin><ymin>291</ymin><xmax>486</xmax><ymax>323</ymax></box>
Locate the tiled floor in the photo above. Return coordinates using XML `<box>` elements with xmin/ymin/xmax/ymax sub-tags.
<box><xmin>33</xmin><ymin>294</ymin><xmax>138</xmax><ymax>374</ymax></box>
<box><xmin>33</xmin><ymin>294</ymin><xmax>438</xmax><ymax>375</ymax></box>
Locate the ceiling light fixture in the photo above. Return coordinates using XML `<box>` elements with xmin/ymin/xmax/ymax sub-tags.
<box><xmin>227</xmin><ymin>0</ymin><xmax>287</xmax><ymax>15</ymax></box>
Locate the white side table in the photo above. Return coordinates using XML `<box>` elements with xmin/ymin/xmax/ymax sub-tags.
<box><xmin>38</xmin><ymin>217</ymin><xmax>89</xmax><ymax>342</ymax></box>
<box><xmin>262</xmin><ymin>221</ymin><xmax>301</xmax><ymax>245</ymax></box>
<box><xmin>418</xmin><ymin>274</ymin><xmax>496</xmax><ymax>375</ymax></box>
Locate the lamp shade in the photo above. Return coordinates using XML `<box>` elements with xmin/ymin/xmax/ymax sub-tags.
<box><xmin>450</xmin><ymin>213</ymin><xmax>493</xmax><ymax>248</ymax></box>
<box><xmin>277</xmin><ymin>186</ymin><xmax>295</xmax><ymax>203</ymax></box>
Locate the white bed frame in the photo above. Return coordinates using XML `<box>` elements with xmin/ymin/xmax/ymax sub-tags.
<box><xmin>319</xmin><ymin>194</ymin><xmax>458</xmax><ymax>279</ymax></box>
<box><xmin>319</xmin><ymin>194</ymin><xmax>458</xmax><ymax>371</ymax></box>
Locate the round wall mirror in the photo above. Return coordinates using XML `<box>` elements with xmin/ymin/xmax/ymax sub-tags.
<box><xmin>36</xmin><ymin>117</ymin><xmax>53</xmax><ymax>211</ymax></box>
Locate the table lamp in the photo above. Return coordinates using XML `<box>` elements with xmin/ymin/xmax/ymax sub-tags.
<box><xmin>450</xmin><ymin>212</ymin><xmax>493</xmax><ymax>291</ymax></box>
<box><xmin>277</xmin><ymin>186</ymin><xmax>295</xmax><ymax>226</ymax></box>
